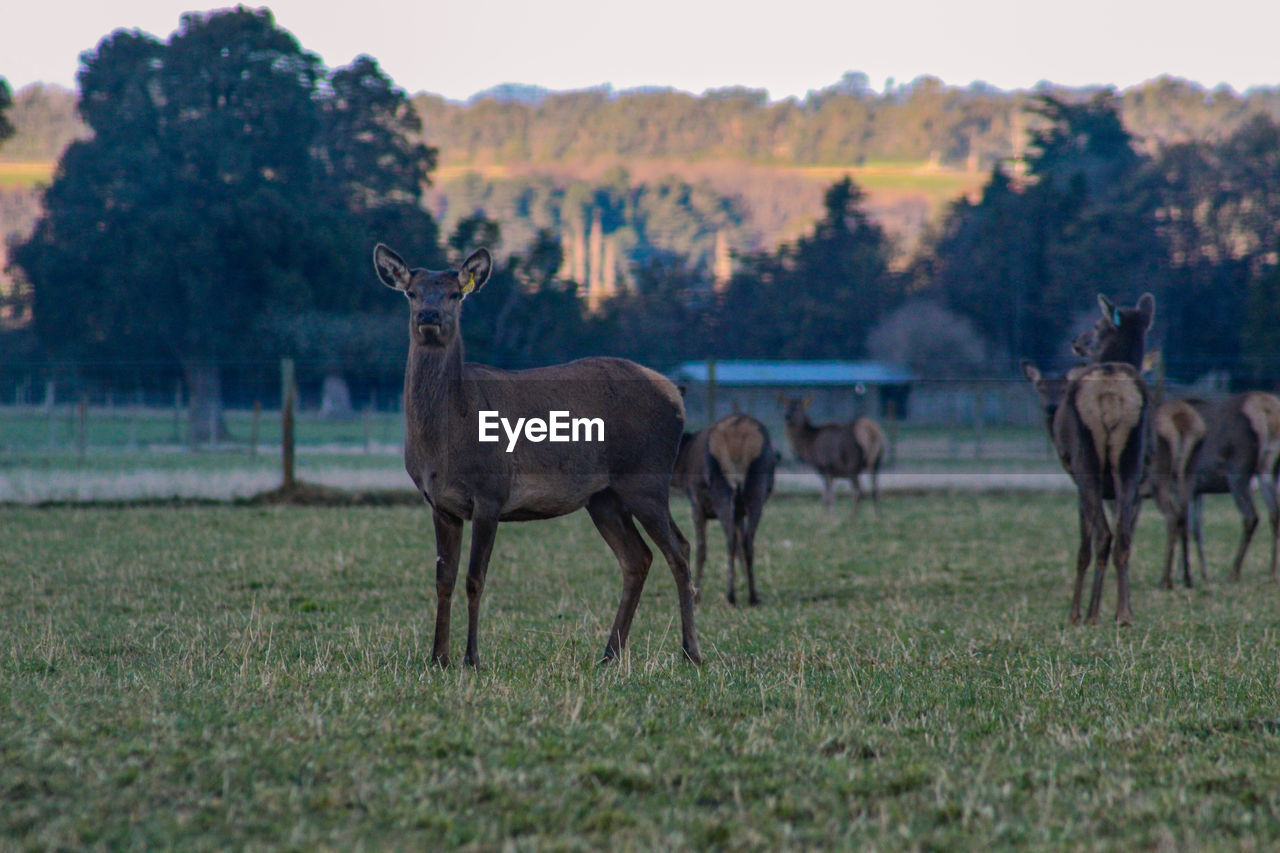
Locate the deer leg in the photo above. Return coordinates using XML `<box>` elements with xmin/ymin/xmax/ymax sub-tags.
<box><xmin>1179</xmin><ymin>509</ymin><xmax>1194</xmax><ymax>589</ymax></box>
<box><xmin>742</xmin><ymin>501</ymin><xmax>763</xmax><ymax>606</ymax></box>
<box><xmin>1228</xmin><ymin>473</ymin><xmax>1258</xmax><ymax>581</ymax></box>
<box><xmin>462</xmin><ymin>512</ymin><xmax>500</xmax><ymax>669</ymax></box>
<box><xmin>690</xmin><ymin>502</ymin><xmax>708</xmax><ymax>605</ymax></box>
<box><xmin>587</xmin><ymin>490</ymin><xmax>653</xmax><ymax>663</ymax></box>
<box><xmin>1259</xmin><ymin>472</ymin><xmax>1280</xmax><ymax>579</ymax></box>
<box><xmin>630</xmin><ymin>495</ymin><xmax>702</xmax><ymax>664</ymax></box>
<box><xmin>430</xmin><ymin>510</ymin><xmax>463</xmax><ymax>667</ymax></box>
<box><xmin>870</xmin><ymin>461</ymin><xmax>882</xmax><ymax>519</ymax></box>
<box><xmin>1191</xmin><ymin>494</ymin><xmax>1210</xmax><ymax>582</ymax></box>
<box><xmin>1112</xmin><ymin>494</ymin><xmax>1138</xmax><ymax>626</ymax></box>
<box><xmin>710</xmin><ymin>484</ymin><xmax>738</xmax><ymax>605</ymax></box>
<box><xmin>850</xmin><ymin>475</ymin><xmax>864</xmax><ymax>517</ymax></box>
<box><xmin>1085</xmin><ymin>501</ymin><xmax>1112</xmax><ymax>625</ymax></box>
<box><xmin>1160</xmin><ymin>509</ymin><xmax>1177</xmax><ymax>591</ymax></box>
<box><xmin>820</xmin><ymin>474</ymin><xmax>834</xmax><ymax>511</ymax></box>
<box><xmin>1069</xmin><ymin>501</ymin><xmax>1093</xmax><ymax>625</ymax></box>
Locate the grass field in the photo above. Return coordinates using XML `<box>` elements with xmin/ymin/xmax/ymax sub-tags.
<box><xmin>3</xmin><ymin>494</ymin><xmax>1278</xmax><ymax>848</ymax></box>
<box><xmin>0</xmin><ymin>160</ymin><xmax>55</xmax><ymax>190</ymax></box>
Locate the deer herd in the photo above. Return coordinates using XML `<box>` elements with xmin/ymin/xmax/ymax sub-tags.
<box><xmin>375</xmin><ymin>243</ymin><xmax>1280</xmax><ymax>667</ymax></box>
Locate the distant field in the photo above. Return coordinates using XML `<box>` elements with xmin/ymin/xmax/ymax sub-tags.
<box><xmin>2</xmin><ymin>495</ymin><xmax>1277</xmax><ymax>848</ymax></box>
<box><xmin>0</xmin><ymin>160</ymin><xmax>55</xmax><ymax>189</ymax></box>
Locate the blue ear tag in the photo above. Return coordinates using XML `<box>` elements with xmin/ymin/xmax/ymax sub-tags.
<box><xmin>1112</xmin><ymin>309</ymin><xmax>1122</xmax><ymax>326</ymax></box>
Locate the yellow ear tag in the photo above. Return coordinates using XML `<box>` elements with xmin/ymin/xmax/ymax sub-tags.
<box><xmin>461</xmin><ymin>272</ymin><xmax>476</xmax><ymax>295</ymax></box>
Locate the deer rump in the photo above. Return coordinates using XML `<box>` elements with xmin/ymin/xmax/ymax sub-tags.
<box><xmin>1057</xmin><ymin>365</ymin><xmax>1148</xmax><ymax>500</ymax></box>
<box><xmin>707</xmin><ymin>414</ymin><xmax>767</xmax><ymax>494</ymax></box>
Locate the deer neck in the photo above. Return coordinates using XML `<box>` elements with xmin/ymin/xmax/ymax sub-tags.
<box><xmin>1098</xmin><ymin>337</ymin><xmax>1145</xmax><ymax>371</ymax></box>
<box><xmin>405</xmin><ymin>337</ymin><xmax>468</xmax><ymax>445</ymax></box>
<box><xmin>786</xmin><ymin>417</ymin><xmax>819</xmax><ymax>454</ymax></box>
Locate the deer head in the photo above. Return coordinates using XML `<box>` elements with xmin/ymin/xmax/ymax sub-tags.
<box><xmin>779</xmin><ymin>394</ymin><xmax>814</xmax><ymax>429</ymax></box>
<box><xmin>373</xmin><ymin>243</ymin><xmax>492</xmax><ymax>349</ymax></box>
<box><xmin>1071</xmin><ymin>293</ymin><xmax>1155</xmax><ymax>367</ymax></box>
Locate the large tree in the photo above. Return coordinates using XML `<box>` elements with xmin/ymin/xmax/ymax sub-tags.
<box><xmin>10</xmin><ymin>9</ymin><xmax>437</xmax><ymax>440</ymax></box>
<box><xmin>718</xmin><ymin>176</ymin><xmax>896</xmax><ymax>359</ymax></box>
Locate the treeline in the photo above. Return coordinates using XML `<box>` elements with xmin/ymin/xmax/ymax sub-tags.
<box><xmin>415</xmin><ymin>74</ymin><xmax>1280</xmax><ymax>170</ymax></box>
<box><xmin>8</xmin><ymin>73</ymin><xmax>1280</xmax><ymax>172</ymax></box>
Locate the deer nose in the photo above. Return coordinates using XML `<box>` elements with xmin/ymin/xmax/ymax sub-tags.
<box><xmin>417</xmin><ymin>309</ymin><xmax>442</xmax><ymax>327</ymax></box>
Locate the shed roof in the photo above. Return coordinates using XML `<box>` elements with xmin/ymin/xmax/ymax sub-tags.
<box><xmin>670</xmin><ymin>360</ymin><xmax>914</xmax><ymax>387</ymax></box>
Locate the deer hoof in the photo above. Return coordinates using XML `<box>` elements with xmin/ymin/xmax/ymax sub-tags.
<box><xmin>682</xmin><ymin>642</ymin><xmax>703</xmax><ymax>665</ymax></box>
<box><xmin>749</xmin><ymin>595</ymin><xmax>762</xmax><ymax>607</ymax></box>
<box><xmin>432</xmin><ymin>654</ymin><xmax>451</xmax><ymax>668</ymax></box>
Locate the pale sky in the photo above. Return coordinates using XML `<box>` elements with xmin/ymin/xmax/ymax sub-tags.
<box><xmin>3</xmin><ymin>0</ymin><xmax>1277</xmax><ymax>99</ymax></box>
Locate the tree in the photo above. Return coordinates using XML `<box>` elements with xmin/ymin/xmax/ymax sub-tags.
<box><xmin>717</xmin><ymin>176</ymin><xmax>896</xmax><ymax>359</ymax></box>
<box><xmin>9</xmin><ymin>9</ymin><xmax>438</xmax><ymax>440</ymax></box>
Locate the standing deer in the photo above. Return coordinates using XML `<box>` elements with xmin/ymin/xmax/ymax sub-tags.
<box><xmin>1148</xmin><ymin>397</ymin><xmax>1208</xmax><ymax>588</ymax></box>
<box><xmin>780</xmin><ymin>396</ymin><xmax>884</xmax><ymax>516</ymax></box>
<box><xmin>1076</xmin><ymin>297</ymin><xmax>1280</xmax><ymax>581</ymax></box>
<box><xmin>1020</xmin><ymin>291</ymin><xmax>1155</xmax><ymax>623</ymax></box>
<box><xmin>672</xmin><ymin>414</ymin><xmax>778</xmax><ymax>606</ymax></box>
<box><xmin>373</xmin><ymin>243</ymin><xmax>701</xmax><ymax>667</ymax></box>
<box><xmin>1022</xmin><ymin>360</ymin><xmax>1149</xmax><ymax>624</ymax></box>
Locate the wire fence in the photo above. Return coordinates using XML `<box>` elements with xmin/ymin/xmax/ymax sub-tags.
<box><xmin>0</xmin><ymin>360</ymin><xmax>1074</xmax><ymax>503</ymax></box>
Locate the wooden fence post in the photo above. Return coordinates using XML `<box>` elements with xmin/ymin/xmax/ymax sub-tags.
<box><xmin>281</xmin><ymin>359</ymin><xmax>296</xmax><ymax>491</ymax></box>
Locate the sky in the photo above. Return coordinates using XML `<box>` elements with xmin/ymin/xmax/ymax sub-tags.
<box><xmin>3</xmin><ymin>0</ymin><xmax>1278</xmax><ymax>100</ymax></box>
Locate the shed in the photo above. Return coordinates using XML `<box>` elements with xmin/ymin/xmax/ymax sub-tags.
<box><xmin>669</xmin><ymin>360</ymin><xmax>914</xmax><ymax>431</ymax></box>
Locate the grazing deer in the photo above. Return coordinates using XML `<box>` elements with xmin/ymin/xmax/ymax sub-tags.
<box><xmin>373</xmin><ymin>243</ymin><xmax>701</xmax><ymax>667</ymax></box>
<box><xmin>780</xmin><ymin>395</ymin><xmax>884</xmax><ymax>515</ymax></box>
<box><xmin>1184</xmin><ymin>392</ymin><xmax>1280</xmax><ymax>581</ymax></box>
<box><xmin>672</xmin><ymin>414</ymin><xmax>778</xmax><ymax>606</ymax></box>
<box><xmin>1022</xmin><ymin>360</ymin><xmax>1149</xmax><ymax>624</ymax></box>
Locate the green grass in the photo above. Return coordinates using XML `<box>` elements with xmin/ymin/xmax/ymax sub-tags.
<box><xmin>0</xmin><ymin>160</ymin><xmax>54</xmax><ymax>190</ymax></box>
<box><xmin>2</xmin><ymin>494</ymin><xmax>1278</xmax><ymax>848</ymax></box>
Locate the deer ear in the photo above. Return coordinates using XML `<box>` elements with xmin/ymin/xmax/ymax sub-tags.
<box><xmin>459</xmin><ymin>248</ymin><xmax>492</xmax><ymax>296</ymax></box>
<box><xmin>1137</xmin><ymin>292</ymin><xmax>1155</xmax><ymax>330</ymax></box>
<box><xmin>1020</xmin><ymin>359</ymin><xmax>1042</xmax><ymax>385</ymax></box>
<box><xmin>373</xmin><ymin>244</ymin><xmax>411</xmax><ymax>290</ymax></box>
<box><xmin>1097</xmin><ymin>294</ymin><xmax>1118</xmax><ymax>327</ymax></box>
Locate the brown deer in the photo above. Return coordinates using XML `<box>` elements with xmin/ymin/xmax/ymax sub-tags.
<box><xmin>1022</xmin><ymin>360</ymin><xmax>1149</xmax><ymax>623</ymax></box>
<box><xmin>1184</xmin><ymin>392</ymin><xmax>1280</xmax><ymax>581</ymax></box>
<box><xmin>780</xmin><ymin>395</ymin><xmax>884</xmax><ymax>515</ymax></box>
<box><xmin>1020</xmin><ymin>290</ymin><xmax>1155</xmax><ymax>623</ymax></box>
<box><xmin>373</xmin><ymin>243</ymin><xmax>701</xmax><ymax>667</ymax></box>
<box><xmin>1077</xmin><ymin>298</ymin><xmax>1280</xmax><ymax>581</ymax></box>
<box><xmin>1148</xmin><ymin>397</ymin><xmax>1208</xmax><ymax>588</ymax></box>
<box><xmin>672</xmin><ymin>414</ymin><xmax>778</xmax><ymax>606</ymax></box>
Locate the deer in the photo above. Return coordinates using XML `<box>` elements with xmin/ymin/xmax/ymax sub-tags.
<box><xmin>1076</xmin><ymin>296</ymin><xmax>1280</xmax><ymax>582</ymax></box>
<box><xmin>671</xmin><ymin>413</ymin><xmax>778</xmax><ymax>607</ymax></box>
<box><xmin>373</xmin><ymin>243</ymin><xmax>701</xmax><ymax>667</ymax></box>
<box><xmin>1184</xmin><ymin>393</ymin><xmax>1280</xmax><ymax>581</ymax></box>
<box><xmin>779</xmin><ymin>395</ymin><xmax>884</xmax><ymax>516</ymax></box>
<box><xmin>1020</xmin><ymin>292</ymin><xmax>1155</xmax><ymax>624</ymax></box>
